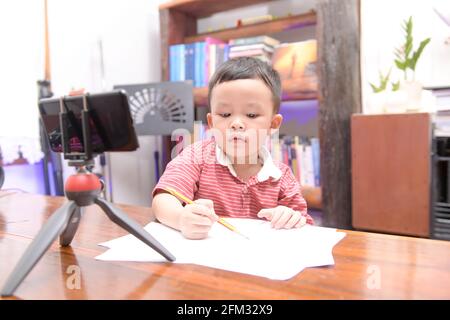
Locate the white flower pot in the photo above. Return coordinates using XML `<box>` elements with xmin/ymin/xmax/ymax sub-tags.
<box><xmin>399</xmin><ymin>80</ymin><xmax>423</xmax><ymax>111</ymax></box>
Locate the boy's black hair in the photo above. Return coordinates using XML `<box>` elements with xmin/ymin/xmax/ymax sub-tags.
<box><xmin>208</xmin><ymin>57</ymin><xmax>282</xmax><ymax>113</ymax></box>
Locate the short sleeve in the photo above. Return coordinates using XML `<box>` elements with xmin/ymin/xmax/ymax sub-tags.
<box><xmin>152</xmin><ymin>143</ymin><xmax>203</xmax><ymax>202</ymax></box>
<box><xmin>278</xmin><ymin>168</ymin><xmax>314</xmax><ymax>225</ymax></box>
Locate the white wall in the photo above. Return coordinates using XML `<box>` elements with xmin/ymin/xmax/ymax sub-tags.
<box><xmin>361</xmin><ymin>0</ymin><xmax>450</xmax><ymax>113</ymax></box>
<box><xmin>0</xmin><ymin>0</ymin><xmax>44</xmax><ymax>140</ymax></box>
<box><xmin>48</xmin><ymin>0</ymin><xmax>166</xmax><ymax>94</ymax></box>
<box><xmin>47</xmin><ymin>0</ymin><xmax>169</xmax><ymax>206</ymax></box>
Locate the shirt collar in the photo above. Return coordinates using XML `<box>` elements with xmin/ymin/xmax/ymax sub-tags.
<box><xmin>215</xmin><ymin>143</ymin><xmax>282</xmax><ymax>182</ymax></box>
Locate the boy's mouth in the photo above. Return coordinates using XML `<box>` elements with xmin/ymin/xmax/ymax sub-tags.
<box><xmin>229</xmin><ymin>135</ymin><xmax>247</xmax><ymax>143</ymax></box>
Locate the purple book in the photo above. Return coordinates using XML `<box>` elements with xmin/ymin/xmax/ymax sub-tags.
<box><xmin>204</xmin><ymin>37</ymin><xmax>226</xmax><ymax>86</ymax></box>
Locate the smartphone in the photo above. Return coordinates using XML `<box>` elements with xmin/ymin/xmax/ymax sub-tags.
<box><xmin>38</xmin><ymin>91</ymin><xmax>139</xmax><ymax>154</ymax></box>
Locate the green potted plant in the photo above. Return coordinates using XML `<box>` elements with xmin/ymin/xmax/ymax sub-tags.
<box><xmin>369</xmin><ymin>16</ymin><xmax>431</xmax><ymax>113</ymax></box>
<box><xmin>394</xmin><ymin>16</ymin><xmax>430</xmax><ymax>110</ymax></box>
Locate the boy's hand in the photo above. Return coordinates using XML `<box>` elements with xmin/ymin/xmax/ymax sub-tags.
<box><xmin>257</xmin><ymin>206</ymin><xmax>308</xmax><ymax>229</ymax></box>
<box><xmin>179</xmin><ymin>199</ymin><xmax>219</xmax><ymax>239</ymax></box>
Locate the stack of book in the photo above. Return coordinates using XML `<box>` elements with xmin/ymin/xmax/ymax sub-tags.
<box><xmin>430</xmin><ymin>87</ymin><xmax>450</xmax><ymax>112</ymax></box>
<box><xmin>269</xmin><ymin>136</ymin><xmax>320</xmax><ymax>188</ymax></box>
<box><xmin>428</xmin><ymin>87</ymin><xmax>450</xmax><ymax>136</ymax></box>
<box><xmin>169</xmin><ymin>37</ymin><xmax>229</xmax><ymax>87</ymax></box>
<box><xmin>169</xmin><ymin>37</ymin><xmax>319</xmax><ymax>88</ymax></box>
<box><xmin>228</xmin><ymin>35</ymin><xmax>280</xmax><ymax>64</ymax></box>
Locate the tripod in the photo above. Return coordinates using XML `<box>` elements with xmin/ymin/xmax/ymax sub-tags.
<box><xmin>1</xmin><ymin>94</ymin><xmax>175</xmax><ymax>296</ymax></box>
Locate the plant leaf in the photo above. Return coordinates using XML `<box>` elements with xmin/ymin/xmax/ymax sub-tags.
<box><xmin>395</xmin><ymin>59</ymin><xmax>407</xmax><ymax>70</ymax></box>
<box><xmin>392</xmin><ymin>81</ymin><xmax>400</xmax><ymax>91</ymax></box>
<box><xmin>410</xmin><ymin>37</ymin><xmax>431</xmax><ymax>71</ymax></box>
<box><xmin>370</xmin><ymin>82</ymin><xmax>382</xmax><ymax>93</ymax></box>
<box><xmin>405</xmin><ymin>36</ymin><xmax>413</xmax><ymax>58</ymax></box>
<box><xmin>407</xmin><ymin>16</ymin><xmax>413</xmax><ymax>35</ymax></box>
<box><xmin>369</xmin><ymin>69</ymin><xmax>391</xmax><ymax>93</ymax></box>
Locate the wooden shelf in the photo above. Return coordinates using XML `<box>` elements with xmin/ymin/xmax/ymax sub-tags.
<box><xmin>184</xmin><ymin>11</ymin><xmax>317</xmax><ymax>43</ymax></box>
<box><xmin>160</xmin><ymin>0</ymin><xmax>280</xmax><ymax>18</ymax></box>
<box><xmin>193</xmin><ymin>77</ymin><xmax>318</xmax><ymax>106</ymax></box>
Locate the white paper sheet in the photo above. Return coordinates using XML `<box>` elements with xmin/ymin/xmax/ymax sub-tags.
<box><xmin>96</xmin><ymin>218</ymin><xmax>346</xmax><ymax>280</ymax></box>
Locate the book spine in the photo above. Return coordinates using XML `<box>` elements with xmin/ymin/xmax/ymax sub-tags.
<box><xmin>194</xmin><ymin>42</ymin><xmax>201</xmax><ymax>87</ymax></box>
<box><xmin>311</xmin><ymin>137</ymin><xmax>320</xmax><ymax>187</ymax></box>
<box><xmin>169</xmin><ymin>45</ymin><xmax>176</xmax><ymax>81</ymax></box>
<box><xmin>200</xmin><ymin>42</ymin><xmax>206</xmax><ymax>87</ymax></box>
<box><xmin>218</xmin><ymin>44</ymin><xmax>225</xmax><ymax>66</ymax></box>
<box><xmin>228</xmin><ymin>49</ymin><xmax>272</xmax><ymax>58</ymax></box>
<box><xmin>179</xmin><ymin>44</ymin><xmax>185</xmax><ymax>81</ymax></box>
<box><xmin>224</xmin><ymin>44</ymin><xmax>230</xmax><ymax>62</ymax></box>
<box><xmin>229</xmin><ymin>43</ymin><xmax>274</xmax><ymax>53</ymax></box>
<box><xmin>304</xmin><ymin>143</ymin><xmax>315</xmax><ymax>186</ymax></box>
<box><xmin>209</xmin><ymin>44</ymin><xmax>216</xmax><ymax>82</ymax></box>
<box><xmin>175</xmin><ymin>45</ymin><xmax>181</xmax><ymax>81</ymax></box>
<box><xmin>185</xmin><ymin>44</ymin><xmax>194</xmax><ymax>84</ymax></box>
<box><xmin>300</xmin><ymin>142</ymin><xmax>307</xmax><ymax>186</ymax></box>
<box><xmin>230</xmin><ymin>36</ymin><xmax>264</xmax><ymax>45</ymax></box>
<box><xmin>229</xmin><ymin>35</ymin><xmax>279</xmax><ymax>47</ymax></box>
<box><xmin>291</xmin><ymin>141</ymin><xmax>299</xmax><ymax>181</ymax></box>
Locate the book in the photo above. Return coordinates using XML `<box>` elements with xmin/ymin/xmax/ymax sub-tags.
<box><xmin>303</xmin><ymin>143</ymin><xmax>315</xmax><ymax>187</ymax></box>
<box><xmin>271</xmin><ymin>40</ymin><xmax>317</xmax><ymax>80</ymax></box>
<box><xmin>229</xmin><ymin>35</ymin><xmax>280</xmax><ymax>48</ymax></box>
<box><xmin>194</xmin><ymin>42</ymin><xmax>202</xmax><ymax>87</ymax></box>
<box><xmin>229</xmin><ymin>43</ymin><xmax>275</xmax><ymax>53</ymax></box>
<box><xmin>178</xmin><ymin>44</ymin><xmax>185</xmax><ymax>81</ymax></box>
<box><xmin>237</xmin><ymin>14</ymin><xmax>274</xmax><ymax>26</ymax></box>
<box><xmin>204</xmin><ymin>37</ymin><xmax>226</xmax><ymax>86</ymax></box>
<box><xmin>268</xmin><ymin>135</ymin><xmax>320</xmax><ymax>188</ymax></box>
<box><xmin>228</xmin><ymin>49</ymin><xmax>272</xmax><ymax>59</ymax></box>
<box><xmin>169</xmin><ymin>45</ymin><xmax>176</xmax><ymax>81</ymax></box>
<box><xmin>185</xmin><ymin>43</ymin><xmax>195</xmax><ymax>84</ymax></box>
<box><xmin>311</xmin><ymin>137</ymin><xmax>320</xmax><ymax>187</ymax></box>
<box><xmin>425</xmin><ymin>86</ymin><xmax>450</xmax><ymax>111</ymax></box>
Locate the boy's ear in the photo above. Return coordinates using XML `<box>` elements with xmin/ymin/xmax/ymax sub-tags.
<box><xmin>270</xmin><ymin>114</ymin><xmax>283</xmax><ymax>134</ymax></box>
<box><xmin>207</xmin><ymin>113</ymin><xmax>213</xmax><ymax>129</ymax></box>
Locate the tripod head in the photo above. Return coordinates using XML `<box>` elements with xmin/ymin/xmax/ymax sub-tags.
<box><xmin>65</xmin><ymin>164</ymin><xmax>103</xmax><ymax>207</ymax></box>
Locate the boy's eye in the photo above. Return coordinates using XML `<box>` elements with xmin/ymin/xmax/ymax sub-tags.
<box><xmin>247</xmin><ymin>113</ymin><xmax>258</xmax><ymax>118</ymax></box>
<box><xmin>220</xmin><ymin>113</ymin><xmax>231</xmax><ymax>118</ymax></box>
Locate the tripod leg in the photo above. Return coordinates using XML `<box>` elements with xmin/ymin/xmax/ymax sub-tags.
<box><xmin>59</xmin><ymin>207</ymin><xmax>83</xmax><ymax>246</ymax></box>
<box><xmin>94</xmin><ymin>198</ymin><xmax>175</xmax><ymax>262</ymax></box>
<box><xmin>1</xmin><ymin>201</ymin><xmax>78</xmax><ymax>296</ymax></box>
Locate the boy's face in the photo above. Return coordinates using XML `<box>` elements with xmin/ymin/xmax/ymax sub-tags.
<box><xmin>207</xmin><ymin>78</ymin><xmax>283</xmax><ymax>164</ymax></box>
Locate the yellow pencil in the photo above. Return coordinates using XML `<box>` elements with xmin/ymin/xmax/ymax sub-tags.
<box><xmin>164</xmin><ymin>187</ymin><xmax>250</xmax><ymax>240</ymax></box>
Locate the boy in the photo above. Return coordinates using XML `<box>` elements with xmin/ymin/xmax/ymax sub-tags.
<box><xmin>152</xmin><ymin>57</ymin><xmax>313</xmax><ymax>239</ymax></box>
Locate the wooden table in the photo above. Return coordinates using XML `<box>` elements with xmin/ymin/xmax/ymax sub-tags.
<box><xmin>1</xmin><ymin>193</ymin><xmax>450</xmax><ymax>299</ymax></box>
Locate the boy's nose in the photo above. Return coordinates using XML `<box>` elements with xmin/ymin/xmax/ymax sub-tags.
<box><xmin>230</xmin><ymin>118</ymin><xmax>245</xmax><ymax>131</ymax></box>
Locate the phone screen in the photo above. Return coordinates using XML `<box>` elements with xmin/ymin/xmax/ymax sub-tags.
<box><xmin>38</xmin><ymin>91</ymin><xmax>139</xmax><ymax>154</ymax></box>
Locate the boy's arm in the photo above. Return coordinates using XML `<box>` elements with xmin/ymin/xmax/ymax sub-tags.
<box><xmin>257</xmin><ymin>168</ymin><xmax>314</xmax><ymax>229</ymax></box>
<box><xmin>152</xmin><ymin>191</ymin><xmax>218</xmax><ymax>239</ymax></box>
<box><xmin>152</xmin><ymin>191</ymin><xmax>185</xmax><ymax>230</ymax></box>
<box><xmin>277</xmin><ymin>169</ymin><xmax>314</xmax><ymax>225</ymax></box>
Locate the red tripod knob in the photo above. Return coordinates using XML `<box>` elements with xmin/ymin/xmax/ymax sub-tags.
<box><xmin>65</xmin><ymin>173</ymin><xmax>102</xmax><ymax>192</ymax></box>
<box><xmin>65</xmin><ymin>172</ymin><xmax>103</xmax><ymax>206</ymax></box>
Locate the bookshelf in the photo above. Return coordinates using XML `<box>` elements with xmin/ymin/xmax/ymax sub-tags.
<box><xmin>159</xmin><ymin>0</ymin><xmax>362</xmax><ymax>227</ymax></box>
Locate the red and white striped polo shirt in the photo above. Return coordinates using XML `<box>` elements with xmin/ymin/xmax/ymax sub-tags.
<box><xmin>152</xmin><ymin>138</ymin><xmax>313</xmax><ymax>224</ymax></box>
